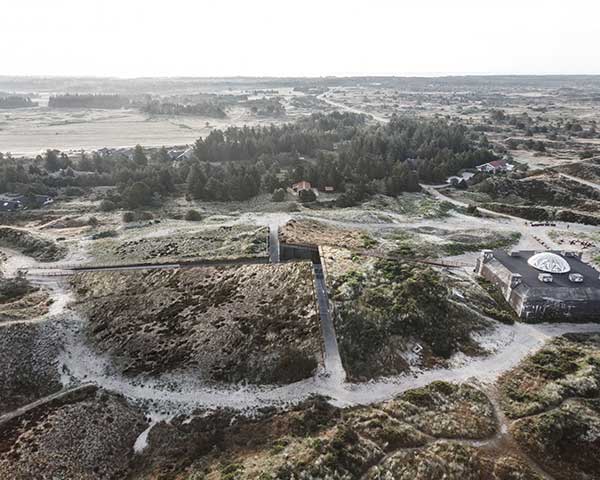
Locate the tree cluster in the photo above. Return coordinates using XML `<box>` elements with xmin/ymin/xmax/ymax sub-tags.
<box><xmin>0</xmin><ymin>96</ymin><xmax>37</xmax><ymax>109</ymax></box>
<box><xmin>49</xmin><ymin>94</ymin><xmax>129</xmax><ymax>109</ymax></box>
<box><xmin>1</xmin><ymin>112</ymin><xmax>495</xmax><ymax>209</ymax></box>
<box><xmin>142</xmin><ymin>100</ymin><xmax>226</xmax><ymax>118</ymax></box>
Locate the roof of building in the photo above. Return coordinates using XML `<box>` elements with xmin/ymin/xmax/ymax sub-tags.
<box><xmin>488</xmin><ymin>159</ymin><xmax>508</xmax><ymax>168</ymax></box>
<box><xmin>0</xmin><ymin>200</ymin><xmax>22</xmax><ymax>210</ymax></box>
<box><xmin>492</xmin><ymin>250</ymin><xmax>600</xmax><ymax>291</ymax></box>
<box><xmin>292</xmin><ymin>180</ymin><xmax>311</xmax><ymax>189</ymax></box>
<box><xmin>527</xmin><ymin>252</ymin><xmax>571</xmax><ymax>274</ymax></box>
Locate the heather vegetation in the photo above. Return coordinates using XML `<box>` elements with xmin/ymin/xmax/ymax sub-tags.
<box><xmin>332</xmin><ymin>259</ymin><xmax>486</xmax><ymax>379</ymax></box>
<box><xmin>499</xmin><ymin>334</ymin><xmax>600</xmax><ymax>480</ymax></box>
<box><xmin>0</xmin><ymin>273</ymin><xmax>35</xmax><ymax>304</ymax></box>
<box><xmin>0</xmin><ymin>227</ymin><xmax>66</xmax><ymax>262</ymax></box>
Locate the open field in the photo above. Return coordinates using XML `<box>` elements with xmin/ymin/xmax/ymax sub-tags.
<box><xmin>0</xmin><ymin>79</ymin><xmax>333</xmax><ymax>156</ymax></box>
<box><xmin>0</xmin><ymin>106</ymin><xmax>289</xmax><ymax>156</ymax></box>
<box><xmin>3</xmin><ymin>75</ymin><xmax>600</xmax><ymax>165</ymax></box>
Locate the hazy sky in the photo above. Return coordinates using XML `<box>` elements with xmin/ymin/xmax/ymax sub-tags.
<box><xmin>2</xmin><ymin>0</ymin><xmax>599</xmax><ymax>77</ymax></box>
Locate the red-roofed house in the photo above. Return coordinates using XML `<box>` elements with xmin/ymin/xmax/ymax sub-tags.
<box><xmin>291</xmin><ymin>180</ymin><xmax>312</xmax><ymax>194</ymax></box>
<box><xmin>476</xmin><ymin>159</ymin><xmax>514</xmax><ymax>174</ymax></box>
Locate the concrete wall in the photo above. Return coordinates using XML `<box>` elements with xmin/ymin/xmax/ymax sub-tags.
<box><xmin>521</xmin><ymin>294</ymin><xmax>600</xmax><ymax>322</ymax></box>
<box><xmin>279</xmin><ymin>243</ymin><xmax>320</xmax><ymax>263</ymax></box>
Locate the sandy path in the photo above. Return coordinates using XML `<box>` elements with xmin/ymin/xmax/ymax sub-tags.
<box><xmin>3</xmin><ymin>213</ymin><xmax>599</xmax><ymax>418</ymax></box>
<box><xmin>56</xmin><ymin>302</ymin><xmax>600</xmax><ymax>415</ymax></box>
<box><xmin>317</xmin><ymin>89</ymin><xmax>389</xmax><ymax>123</ymax></box>
<box><xmin>558</xmin><ymin>172</ymin><xmax>600</xmax><ymax>192</ymax></box>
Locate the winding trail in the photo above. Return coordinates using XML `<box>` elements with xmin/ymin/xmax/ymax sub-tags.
<box><xmin>2</xmin><ymin>214</ymin><xmax>600</xmax><ymax>418</ymax></box>
<box><xmin>317</xmin><ymin>89</ymin><xmax>389</xmax><ymax>123</ymax></box>
<box><xmin>0</xmin><ymin>384</ymin><xmax>97</xmax><ymax>428</ymax></box>
<box><xmin>558</xmin><ymin>172</ymin><xmax>600</xmax><ymax>192</ymax></box>
<box><xmin>56</xmin><ymin>301</ymin><xmax>600</xmax><ymax>414</ymax></box>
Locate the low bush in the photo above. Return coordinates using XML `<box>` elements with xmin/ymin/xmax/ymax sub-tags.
<box><xmin>184</xmin><ymin>209</ymin><xmax>203</xmax><ymax>221</ymax></box>
<box><xmin>272</xmin><ymin>188</ymin><xmax>286</xmax><ymax>202</ymax></box>
<box><xmin>98</xmin><ymin>199</ymin><xmax>116</xmax><ymax>212</ymax></box>
<box><xmin>0</xmin><ymin>274</ymin><xmax>36</xmax><ymax>303</ymax></box>
<box><xmin>0</xmin><ymin>226</ymin><xmax>66</xmax><ymax>261</ymax></box>
<box><xmin>122</xmin><ymin>211</ymin><xmax>135</xmax><ymax>223</ymax></box>
<box><xmin>90</xmin><ymin>230</ymin><xmax>118</xmax><ymax>240</ymax></box>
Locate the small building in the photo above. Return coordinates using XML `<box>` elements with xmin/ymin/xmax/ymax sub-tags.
<box><xmin>323</xmin><ymin>186</ymin><xmax>335</xmax><ymax>193</ymax></box>
<box><xmin>446</xmin><ymin>171</ymin><xmax>475</xmax><ymax>187</ymax></box>
<box><xmin>476</xmin><ymin>249</ymin><xmax>600</xmax><ymax>321</ymax></box>
<box><xmin>167</xmin><ymin>148</ymin><xmax>185</xmax><ymax>161</ymax></box>
<box><xmin>0</xmin><ymin>194</ymin><xmax>53</xmax><ymax>210</ymax></box>
<box><xmin>96</xmin><ymin>147</ymin><xmax>113</xmax><ymax>157</ymax></box>
<box><xmin>476</xmin><ymin>159</ymin><xmax>514</xmax><ymax>174</ymax></box>
<box><xmin>291</xmin><ymin>180</ymin><xmax>312</xmax><ymax>195</ymax></box>
<box><xmin>446</xmin><ymin>176</ymin><xmax>468</xmax><ymax>188</ymax></box>
<box><xmin>175</xmin><ymin>147</ymin><xmax>194</xmax><ymax>161</ymax></box>
<box><xmin>36</xmin><ymin>195</ymin><xmax>54</xmax><ymax>206</ymax></box>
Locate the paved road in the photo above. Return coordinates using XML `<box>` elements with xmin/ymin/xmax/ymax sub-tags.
<box><xmin>313</xmin><ymin>264</ymin><xmax>346</xmax><ymax>382</ymax></box>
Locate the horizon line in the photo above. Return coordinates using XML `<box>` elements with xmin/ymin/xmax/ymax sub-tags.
<box><xmin>2</xmin><ymin>73</ymin><xmax>600</xmax><ymax>81</ymax></box>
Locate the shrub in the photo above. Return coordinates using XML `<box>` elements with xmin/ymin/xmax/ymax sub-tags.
<box><xmin>98</xmin><ymin>199</ymin><xmax>116</xmax><ymax>212</ymax></box>
<box><xmin>273</xmin><ymin>348</ymin><xmax>318</xmax><ymax>383</ymax></box>
<box><xmin>0</xmin><ymin>273</ymin><xmax>35</xmax><ymax>303</ymax></box>
<box><xmin>184</xmin><ymin>209</ymin><xmax>203</xmax><ymax>221</ymax></box>
<box><xmin>90</xmin><ymin>230</ymin><xmax>118</xmax><ymax>240</ymax></box>
<box><xmin>122</xmin><ymin>211</ymin><xmax>135</xmax><ymax>223</ymax></box>
<box><xmin>0</xmin><ymin>226</ymin><xmax>66</xmax><ymax>261</ymax></box>
<box><xmin>466</xmin><ymin>204</ymin><xmax>480</xmax><ymax>216</ymax></box>
<box><xmin>64</xmin><ymin>186</ymin><xmax>84</xmax><ymax>197</ymax></box>
<box><xmin>271</xmin><ymin>188</ymin><xmax>286</xmax><ymax>202</ymax></box>
<box><xmin>138</xmin><ymin>211</ymin><xmax>154</xmax><ymax>221</ymax></box>
<box><xmin>580</xmin><ymin>150</ymin><xmax>596</xmax><ymax>159</ymax></box>
<box><xmin>298</xmin><ymin>188</ymin><xmax>317</xmax><ymax>203</ymax></box>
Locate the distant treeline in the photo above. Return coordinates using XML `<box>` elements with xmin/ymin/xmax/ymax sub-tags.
<box><xmin>48</xmin><ymin>94</ymin><xmax>129</xmax><ymax>109</ymax></box>
<box><xmin>0</xmin><ymin>111</ymin><xmax>495</xmax><ymax>209</ymax></box>
<box><xmin>0</xmin><ymin>96</ymin><xmax>38</xmax><ymax>109</ymax></box>
<box><xmin>141</xmin><ymin>100</ymin><xmax>227</xmax><ymax>118</ymax></box>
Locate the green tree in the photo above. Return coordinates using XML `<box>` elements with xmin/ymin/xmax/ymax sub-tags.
<box><xmin>298</xmin><ymin>188</ymin><xmax>316</xmax><ymax>203</ymax></box>
<box><xmin>272</xmin><ymin>188</ymin><xmax>285</xmax><ymax>202</ymax></box>
<box><xmin>124</xmin><ymin>181</ymin><xmax>151</xmax><ymax>209</ymax></box>
<box><xmin>153</xmin><ymin>146</ymin><xmax>170</xmax><ymax>164</ymax></box>
<box><xmin>133</xmin><ymin>145</ymin><xmax>148</xmax><ymax>167</ymax></box>
<box><xmin>158</xmin><ymin>168</ymin><xmax>175</xmax><ymax>194</ymax></box>
<box><xmin>44</xmin><ymin>149</ymin><xmax>61</xmax><ymax>172</ymax></box>
<box><xmin>186</xmin><ymin>164</ymin><xmax>206</xmax><ymax>199</ymax></box>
